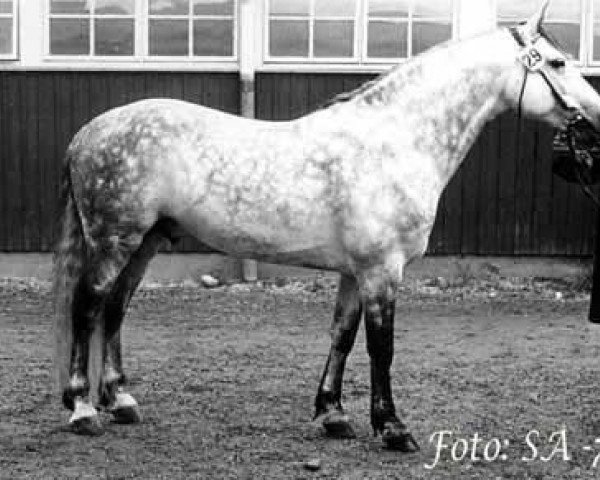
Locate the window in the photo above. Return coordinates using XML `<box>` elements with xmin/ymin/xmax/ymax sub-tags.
<box><xmin>266</xmin><ymin>0</ymin><xmax>456</xmax><ymax>62</ymax></box>
<box><xmin>46</xmin><ymin>0</ymin><xmax>237</xmax><ymax>59</ymax></box>
<box><xmin>367</xmin><ymin>0</ymin><xmax>454</xmax><ymax>59</ymax></box>
<box><xmin>148</xmin><ymin>0</ymin><xmax>236</xmax><ymax>57</ymax></box>
<box><xmin>0</xmin><ymin>0</ymin><xmax>17</xmax><ymax>58</ymax></box>
<box><xmin>268</xmin><ymin>0</ymin><xmax>358</xmax><ymax>59</ymax></box>
<box><xmin>48</xmin><ymin>0</ymin><xmax>136</xmax><ymax>56</ymax></box>
<box><xmin>497</xmin><ymin>0</ymin><xmax>582</xmax><ymax>61</ymax></box>
<box><xmin>592</xmin><ymin>0</ymin><xmax>600</xmax><ymax>63</ymax></box>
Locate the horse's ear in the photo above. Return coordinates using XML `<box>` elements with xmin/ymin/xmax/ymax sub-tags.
<box><xmin>525</xmin><ymin>0</ymin><xmax>550</xmax><ymax>36</ymax></box>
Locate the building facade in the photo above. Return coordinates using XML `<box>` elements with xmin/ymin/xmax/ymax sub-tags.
<box><xmin>0</xmin><ymin>0</ymin><xmax>599</xmax><ymax>256</ymax></box>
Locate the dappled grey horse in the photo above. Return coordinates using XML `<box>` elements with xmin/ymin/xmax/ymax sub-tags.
<box><xmin>54</xmin><ymin>2</ymin><xmax>600</xmax><ymax>450</ymax></box>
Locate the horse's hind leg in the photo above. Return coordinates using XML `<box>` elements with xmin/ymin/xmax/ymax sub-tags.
<box><xmin>314</xmin><ymin>274</ymin><xmax>362</xmax><ymax>438</ymax></box>
<box><xmin>66</xmin><ymin>254</ymin><xmax>134</xmax><ymax>435</ymax></box>
<box><xmin>365</xmin><ymin>293</ymin><xmax>419</xmax><ymax>452</ymax></box>
<box><xmin>100</xmin><ymin>226</ymin><xmax>166</xmax><ymax>423</ymax></box>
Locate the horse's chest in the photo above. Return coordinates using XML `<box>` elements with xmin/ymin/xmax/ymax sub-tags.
<box><xmin>341</xmin><ymin>174</ymin><xmax>438</xmax><ymax>265</ymax></box>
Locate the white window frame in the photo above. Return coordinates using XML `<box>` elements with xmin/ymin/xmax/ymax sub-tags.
<box><xmin>264</xmin><ymin>0</ymin><xmax>360</xmax><ymax>63</ymax></box>
<box><xmin>45</xmin><ymin>0</ymin><xmax>137</xmax><ymax>60</ymax></box>
<box><xmin>145</xmin><ymin>0</ymin><xmax>238</xmax><ymax>61</ymax></box>
<box><xmin>362</xmin><ymin>0</ymin><xmax>458</xmax><ymax>64</ymax></box>
<box><xmin>44</xmin><ymin>0</ymin><xmax>238</xmax><ymax>63</ymax></box>
<box><xmin>264</xmin><ymin>0</ymin><xmax>458</xmax><ymax>66</ymax></box>
<box><xmin>0</xmin><ymin>0</ymin><xmax>18</xmax><ymax>60</ymax></box>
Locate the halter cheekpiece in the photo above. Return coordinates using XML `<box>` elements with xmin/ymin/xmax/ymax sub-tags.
<box><xmin>509</xmin><ymin>26</ymin><xmax>577</xmax><ymax>112</ymax></box>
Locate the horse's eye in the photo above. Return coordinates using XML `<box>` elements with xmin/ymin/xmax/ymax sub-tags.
<box><xmin>548</xmin><ymin>59</ymin><xmax>566</xmax><ymax>69</ymax></box>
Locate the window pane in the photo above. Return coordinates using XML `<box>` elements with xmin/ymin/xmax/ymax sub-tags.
<box><xmin>50</xmin><ymin>0</ymin><xmax>90</xmax><ymax>14</ymax></box>
<box><xmin>193</xmin><ymin>0</ymin><xmax>234</xmax><ymax>15</ymax></box>
<box><xmin>315</xmin><ymin>0</ymin><xmax>355</xmax><ymax>17</ymax></box>
<box><xmin>498</xmin><ymin>0</ymin><xmax>580</xmax><ymax>22</ymax></box>
<box><xmin>314</xmin><ymin>20</ymin><xmax>354</xmax><ymax>57</ymax></box>
<box><xmin>0</xmin><ymin>18</ymin><xmax>11</xmax><ymax>54</ymax></box>
<box><xmin>547</xmin><ymin>0</ymin><xmax>581</xmax><ymax>21</ymax></box>
<box><xmin>412</xmin><ymin>20</ymin><xmax>451</xmax><ymax>55</ymax></box>
<box><xmin>269</xmin><ymin>0</ymin><xmax>309</xmax><ymax>17</ymax></box>
<box><xmin>0</xmin><ymin>0</ymin><xmax>11</xmax><ymax>14</ymax></box>
<box><xmin>545</xmin><ymin>22</ymin><xmax>580</xmax><ymax>58</ymax></box>
<box><xmin>193</xmin><ymin>19</ymin><xmax>233</xmax><ymax>56</ymax></box>
<box><xmin>414</xmin><ymin>0</ymin><xmax>453</xmax><ymax>18</ymax></box>
<box><xmin>269</xmin><ymin>20</ymin><xmax>309</xmax><ymax>56</ymax></box>
<box><xmin>149</xmin><ymin>0</ymin><xmax>189</xmax><ymax>15</ymax></box>
<box><xmin>50</xmin><ymin>18</ymin><xmax>90</xmax><ymax>54</ymax></box>
<box><xmin>595</xmin><ymin>0</ymin><xmax>600</xmax><ymax>61</ymax></box>
<box><xmin>95</xmin><ymin>0</ymin><xmax>135</xmax><ymax>15</ymax></box>
<box><xmin>368</xmin><ymin>21</ymin><xmax>407</xmax><ymax>58</ymax></box>
<box><xmin>594</xmin><ymin>22</ymin><xmax>600</xmax><ymax>61</ymax></box>
<box><xmin>95</xmin><ymin>18</ymin><xmax>134</xmax><ymax>55</ymax></box>
<box><xmin>497</xmin><ymin>0</ymin><xmax>540</xmax><ymax>20</ymax></box>
<box><xmin>149</xmin><ymin>19</ymin><xmax>189</xmax><ymax>55</ymax></box>
<box><xmin>369</xmin><ymin>0</ymin><xmax>409</xmax><ymax>18</ymax></box>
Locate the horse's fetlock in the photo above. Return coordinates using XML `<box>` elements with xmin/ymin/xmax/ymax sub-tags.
<box><xmin>69</xmin><ymin>372</ymin><xmax>89</xmax><ymax>393</ymax></box>
<box><xmin>102</xmin><ymin>366</ymin><xmax>123</xmax><ymax>386</ymax></box>
<box><xmin>371</xmin><ymin>398</ymin><xmax>398</xmax><ymax>431</ymax></box>
<box><xmin>63</xmin><ymin>375</ymin><xmax>89</xmax><ymax>411</ymax></box>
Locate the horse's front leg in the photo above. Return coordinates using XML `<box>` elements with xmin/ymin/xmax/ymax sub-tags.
<box><xmin>314</xmin><ymin>274</ymin><xmax>362</xmax><ymax>438</ymax></box>
<box><xmin>365</xmin><ymin>289</ymin><xmax>419</xmax><ymax>452</ymax></box>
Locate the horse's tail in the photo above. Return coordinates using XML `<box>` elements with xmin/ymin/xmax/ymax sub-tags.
<box><xmin>53</xmin><ymin>158</ymin><xmax>86</xmax><ymax>404</ymax></box>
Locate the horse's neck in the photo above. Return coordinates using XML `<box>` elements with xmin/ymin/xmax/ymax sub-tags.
<box><xmin>351</xmin><ymin>30</ymin><xmax>515</xmax><ymax>190</ymax></box>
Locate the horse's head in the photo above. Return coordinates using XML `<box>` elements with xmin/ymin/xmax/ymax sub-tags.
<box><xmin>502</xmin><ymin>0</ymin><xmax>600</xmax><ymax>184</ymax></box>
<box><xmin>503</xmin><ymin>1</ymin><xmax>600</xmax><ymax>131</ymax></box>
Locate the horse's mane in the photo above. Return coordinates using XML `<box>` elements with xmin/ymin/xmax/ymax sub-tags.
<box><xmin>318</xmin><ymin>70</ymin><xmax>393</xmax><ymax>110</ymax></box>
<box><xmin>318</xmin><ymin>39</ymin><xmax>453</xmax><ymax>110</ymax></box>
<box><xmin>319</xmin><ymin>22</ymin><xmax>569</xmax><ymax>112</ymax></box>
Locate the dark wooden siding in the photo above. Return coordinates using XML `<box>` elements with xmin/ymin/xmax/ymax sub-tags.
<box><xmin>0</xmin><ymin>71</ymin><xmax>239</xmax><ymax>253</ymax></box>
<box><xmin>0</xmin><ymin>70</ymin><xmax>597</xmax><ymax>255</ymax></box>
<box><xmin>256</xmin><ymin>72</ymin><xmax>600</xmax><ymax>256</ymax></box>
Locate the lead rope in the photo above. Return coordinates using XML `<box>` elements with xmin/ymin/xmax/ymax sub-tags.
<box><xmin>509</xmin><ymin>27</ymin><xmax>600</xmax><ymax>209</ymax></box>
<box><xmin>568</xmin><ymin>132</ymin><xmax>600</xmax><ymax>208</ymax></box>
<box><xmin>517</xmin><ymin>70</ymin><xmax>600</xmax><ymax>209</ymax></box>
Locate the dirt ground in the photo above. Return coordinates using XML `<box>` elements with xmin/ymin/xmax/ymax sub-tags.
<box><xmin>3</xmin><ymin>273</ymin><xmax>600</xmax><ymax>479</ymax></box>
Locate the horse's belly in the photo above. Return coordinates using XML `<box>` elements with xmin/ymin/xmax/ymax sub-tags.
<box><xmin>175</xmin><ymin>202</ymin><xmax>345</xmax><ymax>270</ymax></box>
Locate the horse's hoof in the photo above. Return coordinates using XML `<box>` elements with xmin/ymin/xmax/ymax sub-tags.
<box><xmin>109</xmin><ymin>392</ymin><xmax>142</xmax><ymax>424</ymax></box>
<box><xmin>321</xmin><ymin>410</ymin><xmax>356</xmax><ymax>439</ymax></box>
<box><xmin>69</xmin><ymin>415</ymin><xmax>104</xmax><ymax>436</ymax></box>
<box><xmin>381</xmin><ymin>423</ymin><xmax>420</xmax><ymax>452</ymax></box>
<box><xmin>69</xmin><ymin>399</ymin><xmax>103</xmax><ymax>436</ymax></box>
<box><xmin>111</xmin><ymin>405</ymin><xmax>142</xmax><ymax>424</ymax></box>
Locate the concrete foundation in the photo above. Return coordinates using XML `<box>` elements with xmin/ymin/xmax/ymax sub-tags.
<box><xmin>0</xmin><ymin>253</ymin><xmax>590</xmax><ymax>284</ymax></box>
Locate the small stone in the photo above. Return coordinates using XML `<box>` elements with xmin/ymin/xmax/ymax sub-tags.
<box><xmin>303</xmin><ymin>459</ymin><xmax>321</xmax><ymax>471</ymax></box>
<box><xmin>200</xmin><ymin>274</ymin><xmax>220</xmax><ymax>288</ymax></box>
